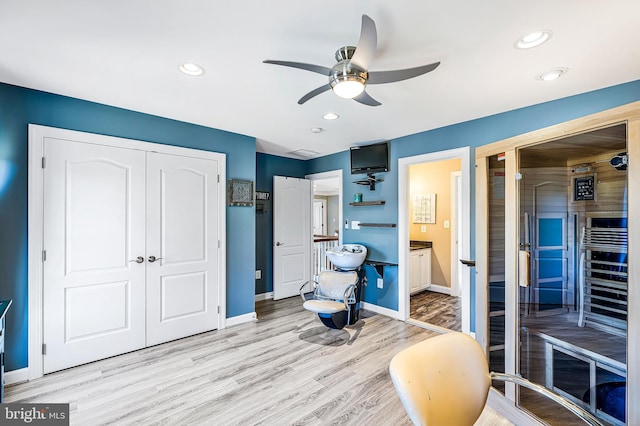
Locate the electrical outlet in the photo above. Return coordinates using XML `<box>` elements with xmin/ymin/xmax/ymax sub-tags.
<box><xmin>352</xmin><ymin>220</ymin><xmax>360</xmax><ymax>230</ymax></box>
<box><xmin>377</xmin><ymin>278</ymin><xmax>384</xmax><ymax>289</ymax></box>
<box><xmin>255</xmin><ymin>270</ymin><xmax>261</xmax><ymax>279</ymax></box>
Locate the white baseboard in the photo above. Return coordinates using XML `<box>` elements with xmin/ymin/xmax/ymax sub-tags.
<box><xmin>226</xmin><ymin>312</ymin><xmax>257</xmax><ymax>327</ymax></box>
<box><xmin>361</xmin><ymin>302</ymin><xmax>402</xmax><ymax>320</ymax></box>
<box><xmin>254</xmin><ymin>292</ymin><xmax>273</xmax><ymax>302</ymax></box>
<box><xmin>426</xmin><ymin>284</ymin><xmax>452</xmax><ymax>295</ymax></box>
<box><xmin>5</xmin><ymin>368</ymin><xmax>29</xmax><ymax>385</ymax></box>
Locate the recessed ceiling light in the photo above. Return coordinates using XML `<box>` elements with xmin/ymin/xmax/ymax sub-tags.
<box><xmin>179</xmin><ymin>63</ymin><xmax>204</xmax><ymax>76</ymax></box>
<box><xmin>310</xmin><ymin>127</ymin><xmax>323</xmax><ymax>133</ymax></box>
<box><xmin>536</xmin><ymin>67</ymin><xmax>568</xmax><ymax>81</ymax></box>
<box><xmin>323</xmin><ymin>112</ymin><xmax>340</xmax><ymax>120</ymax></box>
<box><xmin>515</xmin><ymin>30</ymin><xmax>553</xmax><ymax>49</ymax></box>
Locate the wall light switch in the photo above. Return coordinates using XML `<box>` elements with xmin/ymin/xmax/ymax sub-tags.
<box><xmin>352</xmin><ymin>221</ymin><xmax>360</xmax><ymax>230</ymax></box>
<box><xmin>377</xmin><ymin>278</ymin><xmax>384</xmax><ymax>289</ymax></box>
<box><xmin>255</xmin><ymin>270</ymin><xmax>261</xmax><ymax>280</ymax></box>
<box><xmin>421</xmin><ymin>225</ymin><xmax>426</xmax><ymax>233</ymax></box>
<box><xmin>444</xmin><ymin>220</ymin><xmax>450</xmax><ymax>229</ymax></box>
<box><xmin>345</xmin><ymin>219</ymin><xmax>349</xmax><ymax>229</ymax></box>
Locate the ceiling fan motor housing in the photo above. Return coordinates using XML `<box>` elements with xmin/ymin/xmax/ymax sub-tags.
<box><xmin>329</xmin><ymin>45</ymin><xmax>368</xmax><ymax>91</ymax></box>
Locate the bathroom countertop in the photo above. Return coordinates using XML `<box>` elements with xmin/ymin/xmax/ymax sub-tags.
<box><xmin>409</xmin><ymin>240</ymin><xmax>432</xmax><ymax>251</ymax></box>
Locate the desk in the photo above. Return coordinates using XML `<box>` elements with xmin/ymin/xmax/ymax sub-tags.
<box><xmin>0</xmin><ymin>299</ymin><xmax>12</xmax><ymax>403</ymax></box>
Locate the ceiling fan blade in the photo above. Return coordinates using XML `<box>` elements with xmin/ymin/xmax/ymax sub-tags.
<box><xmin>298</xmin><ymin>84</ymin><xmax>332</xmax><ymax>104</ymax></box>
<box><xmin>263</xmin><ymin>60</ymin><xmax>332</xmax><ymax>76</ymax></box>
<box><xmin>350</xmin><ymin>14</ymin><xmax>377</xmax><ymax>70</ymax></box>
<box><xmin>367</xmin><ymin>62</ymin><xmax>441</xmax><ymax>85</ymax></box>
<box><xmin>353</xmin><ymin>90</ymin><xmax>381</xmax><ymax>107</ymax></box>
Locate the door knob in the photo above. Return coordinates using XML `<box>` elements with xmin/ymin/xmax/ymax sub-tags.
<box><xmin>148</xmin><ymin>255</ymin><xmax>163</xmax><ymax>263</ymax></box>
<box><xmin>129</xmin><ymin>256</ymin><xmax>144</xmax><ymax>264</ymax></box>
<box><xmin>275</xmin><ymin>242</ymin><xmax>284</xmax><ymax>246</ymax></box>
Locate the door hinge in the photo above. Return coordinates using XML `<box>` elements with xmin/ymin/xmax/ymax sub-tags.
<box><xmin>42</xmin><ymin>250</ymin><xmax>47</xmax><ymax>262</ymax></box>
<box><xmin>217</xmin><ymin>240</ymin><xmax>221</xmax><ymax>248</ymax></box>
<box><xmin>217</xmin><ymin>175</ymin><xmax>220</xmax><ymax>183</ymax></box>
<box><xmin>41</xmin><ymin>157</ymin><xmax>46</xmax><ymax>169</ymax></box>
<box><xmin>42</xmin><ymin>343</ymin><xmax>47</xmax><ymax>355</ymax></box>
<box><xmin>217</xmin><ymin>306</ymin><xmax>220</xmax><ymax>314</ymax></box>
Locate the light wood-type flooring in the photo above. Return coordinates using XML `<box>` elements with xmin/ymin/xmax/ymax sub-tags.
<box><xmin>410</xmin><ymin>290</ymin><xmax>462</xmax><ymax>331</ymax></box>
<box><xmin>6</xmin><ymin>297</ymin><xmax>511</xmax><ymax>425</ymax></box>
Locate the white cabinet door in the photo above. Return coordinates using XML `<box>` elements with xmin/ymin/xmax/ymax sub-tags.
<box><xmin>420</xmin><ymin>248</ymin><xmax>432</xmax><ymax>288</ymax></box>
<box><xmin>145</xmin><ymin>152</ymin><xmax>221</xmax><ymax>346</ymax></box>
<box><xmin>43</xmin><ymin>138</ymin><xmax>146</xmax><ymax>373</ymax></box>
<box><xmin>410</xmin><ymin>251</ymin><xmax>422</xmax><ymax>293</ymax></box>
<box><xmin>273</xmin><ymin>176</ymin><xmax>311</xmax><ymax>300</ymax></box>
<box><xmin>410</xmin><ymin>249</ymin><xmax>432</xmax><ymax>294</ymax></box>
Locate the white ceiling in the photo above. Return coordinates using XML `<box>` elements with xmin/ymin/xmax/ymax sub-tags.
<box><xmin>2</xmin><ymin>1</ymin><xmax>639</xmax><ymax>159</ymax></box>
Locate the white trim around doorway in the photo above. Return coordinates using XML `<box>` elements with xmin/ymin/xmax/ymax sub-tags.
<box><xmin>398</xmin><ymin>147</ymin><xmax>471</xmax><ymax>333</ymax></box>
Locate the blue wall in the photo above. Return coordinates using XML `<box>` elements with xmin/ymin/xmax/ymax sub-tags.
<box><xmin>308</xmin><ymin>80</ymin><xmax>640</xmax><ymax>314</ymax></box>
<box><xmin>255</xmin><ymin>153</ymin><xmax>306</xmax><ymax>294</ymax></box>
<box><xmin>3</xmin><ymin>78</ymin><xmax>639</xmax><ymax>372</ymax></box>
<box><xmin>0</xmin><ymin>82</ymin><xmax>256</xmax><ymax>372</ymax></box>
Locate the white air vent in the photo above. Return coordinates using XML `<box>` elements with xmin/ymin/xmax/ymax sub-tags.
<box><xmin>288</xmin><ymin>149</ymin><xmax>320</xmax><ymax>158</ymax></box>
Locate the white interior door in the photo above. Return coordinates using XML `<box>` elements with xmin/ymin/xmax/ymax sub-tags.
<box><xmin>273</xmin><ymin>176</ymin><xmax>311</xmax><ymax>300</ymax></box>
<box><xmin>43</xmin><ymin>138</ymin><xmax>146</xmax><ymax>373</ymax></box>
<box><xmin>313</xmin><ymin>199</ymin><xmax>326</xmax><ymax>235</ymax></box>
<box><xmin>145</xmin><ymin>152</ymin><xmax>220</xmax><ymax>346</ymax></box>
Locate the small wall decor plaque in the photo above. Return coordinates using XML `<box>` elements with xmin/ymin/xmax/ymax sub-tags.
<box><xmin>228</xmin><ymin>179</ymin><xmax>254</xmax><ymax>206</ymax></box>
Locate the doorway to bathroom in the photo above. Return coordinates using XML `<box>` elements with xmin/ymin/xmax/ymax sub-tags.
<box><xmin>398</xmin><ymin>147</ymin><xmax>471</xmax><ymax>333</ymax></box>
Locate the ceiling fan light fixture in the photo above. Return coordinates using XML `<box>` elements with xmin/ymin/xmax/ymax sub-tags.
<box><xmin>331</xmin><ymin>76</ymin><xmax>366</xmax><ymax>99</ymax></box>
<box><xmin>515</xmin><ymin>30</ymin><xmax>552</xmax><ymax>49</ymax></box>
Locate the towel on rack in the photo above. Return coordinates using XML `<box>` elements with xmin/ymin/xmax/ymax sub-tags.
<box><xmin>519</xmin><ymin>250</ymin><xmax>530</xmax><ymax>287</ymax></box>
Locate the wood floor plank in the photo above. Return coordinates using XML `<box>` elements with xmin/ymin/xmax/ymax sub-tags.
<box><xmin>7</xmin><ymin>297</ymin><xmax>511</xmax><ymax>425</ymax></box>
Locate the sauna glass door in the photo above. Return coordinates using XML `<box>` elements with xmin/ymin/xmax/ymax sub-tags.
<box><xmin>517</xmin><ymin>125</ymin><xmax>628</xmax><ymax>425</ymax></box>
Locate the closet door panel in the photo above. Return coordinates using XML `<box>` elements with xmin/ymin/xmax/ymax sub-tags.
<box><xmin>146</xmin><ymin>152</ymin><xmax>220</xmax><ymax>346</ymax></box>
<box><xmin>43</xmin><ymin>138</ymin><xmax>146</xmax><ymax>374</ymax></box>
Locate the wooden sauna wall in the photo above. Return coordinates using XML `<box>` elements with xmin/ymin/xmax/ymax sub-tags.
<box><xmin>568</xmin><ymin>150</ymin><xmax>628</xmax><ymax>230</ymax></box>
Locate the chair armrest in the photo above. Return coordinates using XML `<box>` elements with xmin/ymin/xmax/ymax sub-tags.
<box><xmin>490</xmin><ymin>372</ymin><xmax>603</xmax><ymax>426</ymax></box>
<box><xmin>299</xmin><ymin>280</ymin><xmax>318</xmax><ymax>302</ymax></box>
<box><xmin>342</xmin><ymin>284</ymin><xmax>355</xmax><ymax>310</ymax></box>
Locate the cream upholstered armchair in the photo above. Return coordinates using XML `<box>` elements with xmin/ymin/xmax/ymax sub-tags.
<box><xmin>389</xmin><ymin>332</ymin><xmax>603</xmax><ymax>426</ymax></box>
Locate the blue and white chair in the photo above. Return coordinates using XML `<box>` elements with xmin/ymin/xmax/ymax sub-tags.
<box><xmin>300</xmin><ymin>270</ymin><xmax>359</xmax><ymax>329</ymax></box>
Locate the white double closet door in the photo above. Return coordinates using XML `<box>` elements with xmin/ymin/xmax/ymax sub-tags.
<box><xmin>42</xmin><ymin>136</ymin><xmax>221</xmax><ymax>374</ymax></box>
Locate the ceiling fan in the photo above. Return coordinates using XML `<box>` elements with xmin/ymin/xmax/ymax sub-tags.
<box><xmin>263</xmin><ymin>14</ymin><xmax>440</xmax><ymax>107</ymax></box>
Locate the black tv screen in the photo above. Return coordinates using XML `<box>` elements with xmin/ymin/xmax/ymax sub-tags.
<box><xmin>350</xmin><ymin>142</ymin><xmax>389</xmax><ymax>174</ymax></box>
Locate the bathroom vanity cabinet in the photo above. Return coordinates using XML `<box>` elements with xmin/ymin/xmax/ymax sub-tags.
<box><xmin>410</xmin><ymin>248</ymin><xmax>431</xmax><ymax>294</ymax></box>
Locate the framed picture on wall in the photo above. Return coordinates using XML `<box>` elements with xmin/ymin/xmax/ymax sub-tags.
<box><xmin>412</xmin><ymin>193</ymin><xmax>436</xmax><ymax>224</ymax></box>
<box><xmin>228</xmin><ymin>179</ymin><xmax>254</xmax><ymax>206</ymax></box>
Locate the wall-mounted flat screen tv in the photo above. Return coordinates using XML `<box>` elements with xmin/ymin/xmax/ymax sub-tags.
<box><xmin>350</xmin><ymin>142</ymin><xmax>389</xmax><ymax>175</ymax></box>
